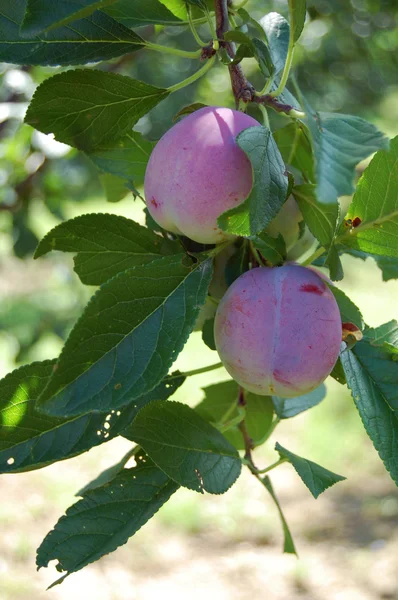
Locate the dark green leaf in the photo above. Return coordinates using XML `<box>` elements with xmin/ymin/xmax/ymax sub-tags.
<box><xmin>202</xmin><ymin>317</ymin><xmax>216</xmax><ymax>351</ymax></box>
<box><xmin>302</xmin><ymin>96</ymin><xmax>388</xmax><ymax>203</ymax></box>
<box><xmin>253</xmin><ymin>231</ymin><xmax>286</xmax><ymax>266</ymax></box>
<box><xmin>36</xmin><ymin>255</ymin><xmax>212</xmax><ymax>417</ymax></box>
<box><xmin>337</xmin><ymin>136</ymin><xmax>397</xmax><ymax>258</ymax></box>
<box><xmin>218</xmin><ymin>126</ymin><xmax>288</xmax><ymax>237</ymax></box>
<box><xmin>0</xmin><ymin>1</ymin><xmax>144</xmax><ymax>66</ymax></box>
<box><xmin>172</xmin><ymin>102</ymin><xmax>208</xmax><ymax>122</ymax></box>
<box><xmin>288</xmin><ymin>0</ymin><xmax>306</xmax><ymax>43</ymax></box>
<box><xmin>0</xmin><ymin>361</ymin><xmax>138</xmax><ymax>473</ymax></box>
<box><xmin>25</xmin><ymin>70</ymin><xmax>169</xmax><ymax>151</ymax></box>
<box><xmin>330</xmin><ymin>356</ymin><xmax>347</xmax><ymax>385</ymax></box>
<box><xmin>36</xmin><ymin>454</ymin><xmax>178</xmax><ymax>580</ymax></box>
<box><xmin>88</xmin><ymin>131</ymin><xmax>155</xmax><ymax>190</ymax></box>
<box><xmin>127</xmin><ymin>401</ymin><xmax>242</xmax><ymax>494</ymax></box>
<box><xmin>76</xmin><ymin>447</ymin><xmax>137</xmax><ymax>496</ymax></box>
<box><xmin>273</xmin><ymin>123</ymin><xmax>314</xmax><ymax>181</ymax></box>
<box><xmin>158</xmin><ymin>0</ymin><xmax>187</xmax><ymax>19</ymax></box>
<box><xmin>224</xmin><ymin>240</ymin><xmax>250</xmax><ymax>287</ymax></box>
<box><xmin>251</xmin><ymin>37</ymin><xmax>274</xmax><ymax>77</ymax></box>
<box><xmin>365</xmin><ymin>320</ymin><xmax>398</xmax><ymax>348</ymax></box>
<box><xmin>272</xmin><ymin>384</ymin><xmax>326</xmax><ymax>419</ymax></box>
<box><xmin>325</xmin><ymin>245</ymin><xmax>344</xmax><ymax>281</ymax></box>
<box><xmin>105</xmin><ymin>0</ymin><xmax>183</xmax><ymax>28</ymax></box>
<box><xmin>259</xmin><ymin>12</ymin><xmax>289</xmax><ymax>74</ymax></box>
<box><xmin>328</xmin><ymin>286</ymin><xmax>364</xmax><ymax>329</ymax></box>
<box><xmin>262</xmin><ymin>476</ymin><xmax>297</xmax><ymax>555</ymax></box>
<box><xmin>341</xmin><ymin>338</ymin><xmax>398</xmax><ymax>485</ymax></box>
<box><xmin>275</xmin><ymin>442</ymin><xmax>346</xmax><ymax>498</ymax></box>
<box><xmin>375</xmin><ymin>255</ymin><xmax>398</xmax><ymax>281</ymax></box>
<box><xmin>21</xmin><ymin>0</ymin><xmax>118</xmax><ymax>35</ymax></box>
<box><xmin>35</xmin><ymin>214</ymin><xmax>180</xmax><ymax>285</ymax></box>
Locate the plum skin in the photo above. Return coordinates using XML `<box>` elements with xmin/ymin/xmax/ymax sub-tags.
<box><xmin>214</xmin><ymin>264</ymin><xmax>342</xmax><ymax>398</ymax></box>
<box><xmin>144</xmin><ymin>106</ymin><xmax>260</xmax><ymax>244</ymax></box>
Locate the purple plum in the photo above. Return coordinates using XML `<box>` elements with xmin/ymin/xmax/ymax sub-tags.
<box><xmin>214</xmin><ymin>264</ymin><xmax>342</xmax><ymax>397</ymax></box>
<box><xmin>144</xmin><ymin>106</ymin><xmax>260</xmax><ymax>244</ymax></box>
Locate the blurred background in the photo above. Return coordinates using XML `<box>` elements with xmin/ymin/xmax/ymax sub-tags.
<box><xmin>1</xmin><ymin>0</ymin><xmax>398</xmax><ymax>598</ymax></box>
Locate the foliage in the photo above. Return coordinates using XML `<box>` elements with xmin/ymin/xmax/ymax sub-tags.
<box><xmin>0</xmin><ymin>0</ymin><xmax>397</xmax><ymax>587</ymax></box>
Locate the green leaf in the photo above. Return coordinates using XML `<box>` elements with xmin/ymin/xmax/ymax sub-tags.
<box><xmin>104</xmin><ymin>0</ymin><xmax>183</xmax><ymax>27</ymax></box>
<box><xmin>262</xmin><ymin>476</ymin><xmax>297</xmax><ymax>555</ymax></box>
<box><xmin>288</xmin><ymin>0</ymin><xmax>306</xmax><ymax>43</ymax></box>
<box><xmin>304</xmin><ymin>103</ymin><xmax>388</xmax><ymax>204</ymax></box>
<box><xmin>252</xmin><ymin>231</ymin><xmax>286</xmax><ymax>266</ymax></box>
<box><xmin>0</xmin><ymin>361</ymin><xmax>138</xmax><ymax>473</ymax></box>
<box><xmin>218</xmin><ymin>126</ymin><xmax>288</xmax><ymax>237</ymax></box>
<box><xmin>272</xmin><ymin>384</ymin><xmax>326</xmax><ymax>419</ymax></box>
<box><xmin>21</xmin><ymin>0</ymin><xmax>119</xmax><ymax>35</ymax></box>
<box><xmin>88</xmin><ymin>131</ymin><xmax>155</xmax><ymax>191</ymax></box>
<box><xmin>0</xmin><ymin>1</ymin><xmax>144</xmax><ymax>66</ymax></box>
<box><xmin>328</xmin><ymin>286</ymin><xmax>364</xmax><ymax>329</ymax></box>
<box><xmin>259</xmin><ymin>12</ymin><xmax>289</xmax><ymax>74</ymax></box>
<box><xmin>202</xmin><ymin>317</ymin><xmax>216</xmax><ymax>351</ymax></box>
<box><xmin>275</xmin><ymin>442</ymin><xmax>346</xmax><ymax>498</ymax></box>
<box><xmin>337</xmin><ymin>136</ymin><xmax>398</xmax><ymax>258</ymax></box>
<box><xmin>273</xmin><ymin>123</ymin><xmax>314</xmax><ymax>181</ymax></box>
<box><xmin>325</xmin><ymin>245</ymin><xmax>344</xmax><ymax>282</ymax></box>
<box><xmin>341</xmin><ymin>336</ymin><xmax>398</xmax><ymax>485</ymax></box>
<box><xmin>330</xmin><ymin>356</ymin><xmax>346</xmax><ymax>385</ymax></box>
<box><xmin>34</xmin><ymin>214</ymin><xmax>180</xmax><ymax>285</ymax></box>
<box><xmin>224</xmin><ymin>241</ymin><xmax>250</xmax><ymax>287</ymax></box>
<box><xmin>127</xmin><ymin>401</ymin><xmax>242</xmax><ymax>494</ymax></box>
<box><xmin>374</xmin><ymin>255</ymin><xmax>398</xmax><ymax>281</ymax></box>
<box><xmin>365</xmin><ymin>320</ymin><xmax>398</xmax><ymax>348</ymax></box>
<box><xmin>99</xmin><ymin>173</ymin><xmax>128</xmax><ymax>203</ymax></box>
<box><xmin>25</xmin><ymin>70</ymin><xmax>169</xmax><ymax>151</ymax></box>
<box><xmin>293</xmin><ymin>184</ymin><xmax>339</xmax><ymax>248</ymax></box>
<box><xmin>195</xmin><ymin>381</ymin><xmax>274</xmax><ymax>450</ymax></box>
<box><xmin>172</xmin><ymin>102</ymin><xmax>208</xmax><ymax>122</ymax></box>
<box><xmin>36</xmin><ymin>454</ymin><xmax>179</xmax><ymax>581</ymax></box>
<box><xmin>36</xmin><ymin>254</ymin><xmax>212</xmax><ymax>417</ymax></box>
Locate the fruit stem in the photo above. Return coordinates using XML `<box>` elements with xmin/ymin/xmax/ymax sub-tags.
<box><xmin>145</xmin><ymin>42</ymin><xmax>202</xmax><ymax>59</ymax></box>
<box><xmin>167</xmin><ymin>55</ymin><xmax>217</xmax><ymax>93</ymax></box>
<box><xmin>231</xmin><ymin>0</ymin><xmax>249</xmax><ymax>9</ymax></box>
<box><xmin>187</xmin><ymin>3</ymin><xmax>209</xmax><ymax>47</ymax></box>
<box><xmin>300</xmin><ymin>246</ymin><xmax>326</xmax><ymax>266</ymax></box>
<box><xmin>258</xmin><ymin>103</ymin><xmax>270</xmax><ymax>128</ymax></box>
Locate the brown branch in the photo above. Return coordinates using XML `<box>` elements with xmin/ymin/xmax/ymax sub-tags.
<box><xmin>214</xmin><ymin>0</ymin><xmax>254</xmax><ymax>107</ymax></box>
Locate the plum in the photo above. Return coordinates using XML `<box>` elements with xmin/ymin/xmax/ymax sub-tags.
<box><xmin>144</xmin><ymin>106</ymin><xmax>260</xmax><ymax>244</ymax></box>
<box><xmin>266</xmin><ymin>195</ymin><xmax>303</xmax><ymax>250</ymax></box>
<box><xmin>214</xmin><ymin>264</ymin><xmax>342</xmax><ymax>397</ymax></box>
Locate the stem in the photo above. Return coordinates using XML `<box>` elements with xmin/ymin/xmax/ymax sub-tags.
<box><xmin>257</xmin><ymin>103</ymin><xmax>270</xmax><ymax>128</ymax></box>
<box><xmin>179</xmin><ymin>361</ymin><xmax>223</xmax><ymax>378</ymax></box>
<box><xmin>187</xmin><ymin>4</ymin><xmax>208</xmax><ymax>48</ymax></box>
<box><xmin>204</xmin><ymin>7</ymin><xmax>219</xmax><ymax>49</ymax></box>
<box><xmin>145</xmin><ymin>42</ymin><xmax>202</xmax><ymax>59</ymax></box>
<box><xmin>253</xmin><ymin>457</ymin><xmax>287</xmax><ymax>475</ymax></box>
<box><xmin>167</xmin><ymin>55</ymin><xmax>216</xmax><ymax>93</ymax></box>
<box><xmin>300</xmin><ymin>246</ymin><xmax>326</xmax><ymax>266</ymax></box>
<box><xmin>269</xmin><ymin>27</ymin><xmax>295</xmax><ymax>98</ymax></box>
<box><xmin>249</xmin><ymin>240</ymin><xmax>266</xmax><ymax>267</ymax></box>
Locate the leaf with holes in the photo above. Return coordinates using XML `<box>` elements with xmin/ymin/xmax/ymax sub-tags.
<box><xmin>275</xmin><ymin>442</ymin><xmax>346</xmax><ymax>498</ymax></box>
<box><xmin>1</xmin><ymin>1</ymin><xmax>144</xmax><ymax>66</ymax></box>
<box><xmin>34</xmin><ymin>214</ymin><xmax>180</xmax><ymax>285</ymax></box>
<box><xmin>36</xmin><ymin>254</ymin><xmax>212</xmax><ymax>417</ymax></box>
<box><xmin>127</xmin><ymin>401</ymin><xmax>242</xmax><ymax>494</ymax></box>
<box><xmin>218</xmin><ymin>127</ymin><xmax>288</xmax><ymax>237</ymax></box>
<box><xmin>25</xmin><ymin>70</ymin><xmax>169</xmax><ymax>151</ymax></box>
<box><xmin>338</xmin><ymin>136</ymin><xmax>398</xmax><ymax>258</ymax></box>
<box><xmin>36</xmin><ymin>453</ymin><xmax>179</xmax><ymax>584</ymax></box>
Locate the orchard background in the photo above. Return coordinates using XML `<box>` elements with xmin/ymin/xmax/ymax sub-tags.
<box><xmin>1</xmin><ymin>0</ymin><xmax>398</xmax><ymax>598</ymax></box>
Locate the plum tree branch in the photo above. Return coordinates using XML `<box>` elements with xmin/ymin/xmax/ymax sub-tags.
<box><xmin>213</xmin><ymin>0</ymin><xmax>304</xmax><ymax>116</ymax></box>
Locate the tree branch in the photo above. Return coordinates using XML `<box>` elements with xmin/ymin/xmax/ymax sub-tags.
<box><xmin>214</xmin><ymin>0</ymin><xmax>254</xmax><ymax>107</ymax></box>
